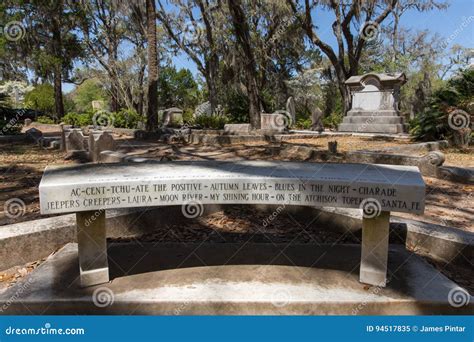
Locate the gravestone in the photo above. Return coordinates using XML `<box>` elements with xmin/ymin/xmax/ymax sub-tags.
<box><xmin>162</xmin><ymin>107</ymin><xmax>184</xmax><ymax>127</ymax></box>
<box><xmin>89</xmin><ymin>130</ymin><xmax>116</xmax><ymax>162</ymax></box>
<box><xmin>260</xmin><ymin>111</ymin><xmax>290</xmax><ymax>132</ymax></box>
<box><xmin>311</xmin><ymin>106</ymin><xmax>324</xmax><ymax>132</ymax></box>
<box><xmin>25</xmin><ymin>127</ymin><xmax>43</xmax><ymax>143</ymax></box>
<box><xmin>285</xmin><ymin>97</ymin><xmax>296</xmax><ymax>124</ymax></box>
<box><xmin>338</xmin><ymin>73</ymin><xmax>407</xmax><ymax>133</ymax></box>
<box><xmin>24</xmin><ymin>118</ymin><xmax>32</xmax><ymax>127</ymax></box>
<box><xmin>91</xmin><ymin>100</ymin><xmax>106</xmax><ymax>111</ymax></box>
<box><xmin>39</xmin><ymin>161</ymin><xmax>425</xmax><ymax>287</ymax></box>
<box><xmin>65</xmin><ymin>128</ymin><xmax>86</xmax><ymax>152</ymax></box>
<box><xmin>224</xmin><ymin>123</ymin><xmax>251</xmax><ymax>134</ymax></box>
<box><xmin>60</xmin><ymin>124</ymin><xmax>72</xmax><ymax>151</ymax></box>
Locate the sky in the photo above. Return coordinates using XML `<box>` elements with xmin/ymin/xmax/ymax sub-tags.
<box><xmin>64</xmin><ymin>0</ymin><xmax>474</xmax><ymax>93</ymax></box>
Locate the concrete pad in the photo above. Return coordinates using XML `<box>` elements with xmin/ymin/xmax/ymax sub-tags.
<box><xmin>0</xmin><ymin>243</ymin><xmax>472</xmax><ymax>315</ymax></box>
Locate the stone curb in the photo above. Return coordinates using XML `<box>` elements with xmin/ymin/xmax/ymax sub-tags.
<box><xmin>0</xmin><ymin>205</ymin><xmax>472</xmax><ymax>272</ymax></box>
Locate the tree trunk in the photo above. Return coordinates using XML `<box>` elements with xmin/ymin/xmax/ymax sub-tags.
<box><xmin>208</xmin><ymin>54</ymin><xmax>219</xmax><ymax>114</ymax></box>
<box><xmin>51</xmin><ymin>5</ymin><xmax>64</xmax><ymax>119</ymax></box>
<box><xmin>146</xmin><ymin>0</ymin><xmax>159</xmax><ymax>131</ymax></box>
<box><xmin>227</xmin><ymin>0</ymin><xmax>261</xmax><ymax>129</ymax></box>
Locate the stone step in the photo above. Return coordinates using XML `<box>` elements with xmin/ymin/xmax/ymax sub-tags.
<box><xmin>338</xmin><ymin>123</ymin><xmax>407</xmax><ymax>134</ymax></box>
<box><xmin>1</xmin><ymin>243</ymin><xmax>470</xmax><ymax>315</ymax></box>
<box><xmin>342</xmin><ymin>116</ymin><xmax>404</xmax><ymax>125</ymax></box>
<box><xmin>347</xmin><ymin>110</ymin><xmax>399</xmax><ymax>117</ymax></box>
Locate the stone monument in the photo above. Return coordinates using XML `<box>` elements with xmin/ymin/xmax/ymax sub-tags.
<box><xmin>161</xmin><ymin>107</ymin><xmax>184</xmax><ymax>127</ymax></box>
<box><xmin>338</xmin><ymin>73</ymin><xmax>407</xmax><ymax>133</ymax></box>
<box><xmin>286</xmin><ymin>96</ymin><xmax>296</xmax><ymax>124</ymax></box>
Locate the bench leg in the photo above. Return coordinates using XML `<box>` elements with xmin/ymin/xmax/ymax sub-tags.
<box><xmin>360</xmin><ymin>211</ymin><xmax>390</xmax><ymax>287</ymax></box>
<box><xmin>76</xmin><ymin>210</ymin><xmax>109</xmax><ymax>287</ymax></box>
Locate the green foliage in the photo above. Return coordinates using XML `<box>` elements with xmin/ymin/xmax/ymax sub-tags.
<box><xmin>192</xmin><ymin>115</ymin><xmax>229</xmax><ymax>129</ymax></box>
<box><xmin>62</xmin><ymin>112</ymin><xmax>93</xmax><ymax>127</ymax></box>
<box><xmin>158</xmin><ymin>67</ymin><xmax>200</xmax><ymax>111</ymax></box>
<box><xmin>113</xmin><ymin>109</ymin><xmax>144</xmax><ymax>129</ymax></box>
<box><xmin>0</xmin><ymin>119</ymin><xmax>22</xmax><ymax>135</ymax></box>
<box><xmin>71</xmin><ymin>79</ymin><xmax>107</xmax><ymax>113</ymax></box>
<box><xmin>222</xmin><ymin>89</ymin><xmax>249</xmax><ymax>123</ymax></box>
<box><xmin>322</xmin><ymin>112</ymin><xmax>343</xmax><ymax>130</ymax></box>
<box><xmin>411</xmin><ymin>68</ymin><xmax>473</xmax><ymax>141</ymax></box>
<box><xmin>294</xmin><ymin>117</ymin><xmax>312</xmax><ymax>129</ymax></box>
<box><xmin>36</xmin><ymin>115</ymin><xmax>55</xmax><ymax>124</ymax></box>
<box><xmin>24</xmin><ymin>84</ymin><xmax>55</xmax><ymax>115</ymax></box>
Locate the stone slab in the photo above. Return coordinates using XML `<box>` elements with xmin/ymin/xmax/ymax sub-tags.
<box><xmin>0</xmin><ymin>243</ymin><xmax>471</xmax><ymax>315</ymax></box>
<box><xmin>39</xmin><ymin>161</ymin><xmax>425</xmax><ymax>215</ymax></box>
<box><xmin>224</xmin><ymin>124</ymin><xmax>251</xmax><ymax>134</ymax></box>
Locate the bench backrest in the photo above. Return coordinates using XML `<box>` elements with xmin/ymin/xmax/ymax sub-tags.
<box><xmin>39</xmin><ymin>161</ymin><xmax>425</xmax><ymax>215</ymax></box>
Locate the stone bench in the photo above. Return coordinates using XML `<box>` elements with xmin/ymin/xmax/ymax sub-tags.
<box><xmin>39</xmin><ymin>161</ymin><xmax>425</xmax><ymax>288</ymax></box>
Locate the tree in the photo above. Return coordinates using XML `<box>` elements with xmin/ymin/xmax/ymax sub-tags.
<box><xmin>70</xmin><ymin>79</ymin><xmax>107</xmax><ymax>112</ymax></box>
<box><xmin>7</xmin><ymin>0</ymin><xmax>83</xmax><ymax>118</ymax></box>
<box><xmin>146</xmin><ymin>0</ymin><xmax>159</xmax><ymax>131</ymax></box>
<box><xmin>156</xmin><ymin>0</ymin><xmax>222</xmax><ymax>114</ymax></box>
<box><xmin>24</xmin><ymin>84</ymin><xmax>55</xmax><ymax>115</ymax></box>
<box><xmin>286</xmin><ymin>0</ymin><xmax>401</xmax><ymax>114</ymax></box>
<box><xmin>227</xmin><ymin>0</ymin><xmax>261</xmax><ymax>128</ymax></box>
<box><xmin>157</xmin><ymin>67</ymin><xmax>199</xmax><ymax>109</ymax></box>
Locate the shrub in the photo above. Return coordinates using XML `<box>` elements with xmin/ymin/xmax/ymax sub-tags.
<box><xmin>411</xmin><ymin>68</ymin><xmax>473</xmax><ymax>142</ymax></box>
<box><xmin>322</xmin><ymin>111</ymin><xmax>343</xmax><ymax>130</ymax></box>
<box><xmin>113</xmin><ymin>109</ymin><xmax>144</xmax><ymax>129</ymax></box>
<box><xmin>294</xmin><ymin>117</ymin><xmax>312</xmax><ymax>129</ymax></box>
<box><xmin>222</xmin><ymin>89</ymin><xmax>249</xmax><ymax>123</ymax></box>
<box><xmin>37</xmin><ymin>115</ymin><xmax>55</xmax><ymax>124</ymax></box>
<box><xmin>24</xmin><ymin>84</ymin><xmax>55</xmax><ymax>115</ymax></box>
<box><xmin>193</xmin><ymin>115</ymin><xmax>229</xmax><ymax>129</ymax></box>
<box><xmin>62</xmin><ymin>112</ymin><xmax>93</xmax><ymax>127</ymax></box>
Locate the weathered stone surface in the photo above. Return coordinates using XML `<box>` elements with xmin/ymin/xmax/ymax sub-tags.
<box><xmin>224</xmin><ymin>123</ymin><xmax>251</xmax><ymax>134</ymax></box>
<box><xmin>1</xmin><ymin>242</ymin><xmax>471</xmax><ymax>315</ymax></box>
<box><xmin>25</xmin><ymin>127</ymin><xmax>43</xmax><ymax>143</ymax></box>
<box><xmin>162</xmin><ymin>107</ymin><xmax>184</xmax><ymax>127</ymax></box>
<box><xmin>279</xmin><ymin>145</ymin><xmax>314</xmax><ymax>160</ymax></box>
<box><xmin>260</xmin><ymin>113</ymin><xmax>290</xmax><ymax>132</ymax></box>
<box><xmin>65</xmin><ymin>128</ymin><xmax>86</xmax><ymax>152</ymax></box>
<box><xmin>286</xmin><ymin>96</ymin><xmax>296</xmax><ymax>123</ymax></box>
<box><xmin>89</xmin><ymin>130</ymin><xmax>115</xmax><ymax>162</ymax></box>
<box><xmin>39</xmin><ymin>160</ymin><xmax>425</xmax><ymax>215</ymax></box>
<box><xmin>311</xmin><ymin>106</ymin><xmax>324</xmax><ymax>132</ymax></box>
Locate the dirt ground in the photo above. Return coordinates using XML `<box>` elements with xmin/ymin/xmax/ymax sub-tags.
<box><xmin>1</xmin><ymin>139</ymin><xmax>472</xmax><ymax>231</ymax></box>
